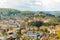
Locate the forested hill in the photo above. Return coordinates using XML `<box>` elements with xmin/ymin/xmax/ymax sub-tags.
<box><xmin>0</xmin><ymin>8</ymin><xmax>35</xmax><ymax>20</ymax></box>
<box><xmin>0</xmin><ymin>8</ymin><xmax>60</xmax><ymax>21</ymax></box>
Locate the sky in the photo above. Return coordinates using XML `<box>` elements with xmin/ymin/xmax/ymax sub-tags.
<box><xmin>0</xmin><ymin>0</ymin><xmax>60</xmax><ymax>11</ymax></box>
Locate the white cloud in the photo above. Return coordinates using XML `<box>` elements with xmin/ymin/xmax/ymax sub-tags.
<box><xmin>41</xmin><ymin>0</ymin><xmax>60</xmax><ymax>11</ymax></box>
<box><xmin>0</xmin><ymin>0</ymin><xmax>26</xmax><ymax>8</ymax></box>
<box><xmin>29</xmin><ymin>0</ymin><xmax>60</xmax><ymax>11</ymax></box>
<box><xmin>0</xmin><ymin>0</ymin><xmax>60</xmax><ymax>11</ymax></box>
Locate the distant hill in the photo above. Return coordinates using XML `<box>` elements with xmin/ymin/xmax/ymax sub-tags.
<box><xmin>46</xmin><ymin>11</ymin><xmax>60</xmax><ymax>17</ymax></box>
<box><xmin>0</xmin><ymin>8</ymin><xmax>35</xmax><ymax>20</ymax></box>
<box><xmin>0</xmin><ymin>8</ymin><xmax>60</xmax><ymax>21</ymax></box>
<box><xmin>39</xmin><ymin>11</ymin><xmax>60</xmax><ymax>17</ymax></box>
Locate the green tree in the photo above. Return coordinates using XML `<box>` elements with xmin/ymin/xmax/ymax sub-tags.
<box><xmin>0</xmin><ymin>26</ymin><xmax>2</xmax><ymax>29</ymax></box>
<box><xmin>29</xmin><ymin>21</ymin><xmax>43</xmax><ymax>31</ymax></box>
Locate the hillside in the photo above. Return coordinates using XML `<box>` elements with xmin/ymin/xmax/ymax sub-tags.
<box><xmin>0</xmin><ymin>8</ymin><xmax>35</xmax><ymax>20</ymax></box>
<box><xmin>0</xmin><ymin>8</ymin><xmax>60</xmax><ymax>21</ymax></box>
<box><xmin>45</xmin><ymin>11</ymin><xmax>60</xmax><ymax>17</ymax></box>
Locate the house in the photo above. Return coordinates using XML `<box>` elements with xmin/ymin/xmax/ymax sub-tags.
<box><xmin>55</xmin><ymin>25</ymin><xmax>60</xmax><ymax>29</ymax></box>
<box><xmin>21</xmin><ymin>29</ymin><xmax>27</xmax><ymax>34</ymax></box>
<box><xmin>43</xmin><ymin>18</ymin><xmax>51</xmax><ymax>23</ymax></box>
<box><xmin>24</xmin><ymin>33</ymin><xmax>41</xmax><ymax>38</ymax></box>
<box><xmin>7</xmin><ymin>37</ymin><xmax>16</xmax><ymax>40</ymax></box>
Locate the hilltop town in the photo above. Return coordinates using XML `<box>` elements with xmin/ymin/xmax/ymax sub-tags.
<box><xmin>0</xmin><ymin>9</ymin><xmax>60</xmax><ymax>40</ymax></box>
